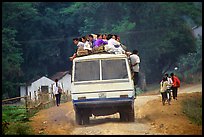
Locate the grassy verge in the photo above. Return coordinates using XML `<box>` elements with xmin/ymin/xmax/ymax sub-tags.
<box><xmin>2</xmin><ymin>105</ymin><xmax>34</xmax><ymax>135</ymax></box>
<box><xmin>3</xmin><ymin>122</ymin><xmax>34</xmax><ymax>135</ymax></box>
<box><xmin>182</xmin><ymin>95</ymin><xmax>202</xmax><ymax>126</ymax></box>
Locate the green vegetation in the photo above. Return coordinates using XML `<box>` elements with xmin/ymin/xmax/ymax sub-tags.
<box><xmin>2</xmin><ymin>2</ymin><xmax>202</xmax><ymax>98</ymax></box>
<box><xmin>2</xmin><ymin>105</ymin><xmax>34</xmax><ymax>135</ymax></box>
<box><xmin>3</xmin><ymin>122</ymin><xmax>34</xmax><ymax>135</ymax></box>
<box><xmin>182</xmin><ymin>95</ymin><xmax>202</xmax><ymax>126</ymax></box>
<box><xmin>176</xmin><ymin>38</ymin><xmax>202</xmax><ymax>84</ymax></box>
<box><xmin>2</xmin><ymin>106</ymin><xmax>28</xmax><ymax>122</ymax></box>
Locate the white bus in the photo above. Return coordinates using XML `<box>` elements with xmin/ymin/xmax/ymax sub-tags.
<box><xmin>71</xmin><ymin>53</ymin><xmax>135</xmax><ymax>125</ymax></box>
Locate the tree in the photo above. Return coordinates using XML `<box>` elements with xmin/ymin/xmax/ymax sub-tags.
<box><xmin>2</xmin><ymin>2</ymin><xmax>202</xmax><ymax>98</ymax></box>
<box><xmin>2</xmin><ymin>28</ymin><xmax>23</xmax><ymax>98</ymax></box>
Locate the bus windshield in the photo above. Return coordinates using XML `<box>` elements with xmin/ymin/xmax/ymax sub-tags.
<box><xmin>101</xmin><ymin>59</ymin><xmax>128</xmax><ymax>80</ymax></box>
<box><xmin>74</xmin><ymin>59</ymin><xmax>128</xmax><ymax>82</ymax></box>
<box><xmin>74</xmin><ymin>60</ymin><xmax>100</xmax><ymax>82</ymax></box>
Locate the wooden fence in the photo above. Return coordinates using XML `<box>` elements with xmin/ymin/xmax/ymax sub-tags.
<box><xmin>2</xmin><ymin>92</ymin><xmax>71</xmax><ymax>115</ymax></box>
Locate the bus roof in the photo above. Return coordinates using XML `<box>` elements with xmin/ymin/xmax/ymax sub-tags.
<box><xmin>73</xmin><ymin>53</ymin><xmax>128</xmax><ymax>62</ymax></box>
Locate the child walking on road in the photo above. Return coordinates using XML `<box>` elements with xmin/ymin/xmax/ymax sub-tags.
<box><xmin>160</xmin><ymin>77</ymin><xmax>171</xmax><ymax>105</ymax></box>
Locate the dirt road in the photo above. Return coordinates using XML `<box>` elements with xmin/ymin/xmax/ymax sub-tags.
<box><xmin>29</xmin><ymin>83</ymin><xmax>202</xmax><ymax>135</ymax></box>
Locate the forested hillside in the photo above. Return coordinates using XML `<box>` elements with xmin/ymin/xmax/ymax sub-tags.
<box><xmin>2</xmin><ymin>2</ymin><xmax>202</xmax><ymax>98</ymax></box>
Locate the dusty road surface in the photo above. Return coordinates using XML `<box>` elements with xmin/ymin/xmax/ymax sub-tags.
<box><xmin>29</xmin><ymin>83</ymin><xmax>202</xmax><ymax>135</ymax></box>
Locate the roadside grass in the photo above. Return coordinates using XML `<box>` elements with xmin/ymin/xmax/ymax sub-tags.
<box><xmin>2</xmin><ymin>105</ymin><xmax>34</xmax><ymax>135</ymax></box>
<box><xmin>182</xmin><ymin>95</ymin><xmax>202</xmax><ymax>126</ymax></box>
<box><xmin>3</xmin><ymin>122</ymin><xmax>34</xmax><ymax>135</ymax></box>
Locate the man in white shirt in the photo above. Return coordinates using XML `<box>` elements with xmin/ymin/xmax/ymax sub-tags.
<box><xmin>73</xmin><ymin>38</ymin><xmax>84</xmax><ymax>49</ymax></box>
<box><xmin>53</xmin><ymin>79</ymin><xmax>63</xmax><ymax>106</ymax></box>
<box><xmin>105</xmin><ymin>34</ymin><xmax>125</xmax><ymax>54</ymax></box>
<box><xmin>130</xmin><ymin>49</ymin><xmax>140</xmax><ymax>86</ymax></box>
<box><xmin>81</xmin><ymin>36</ymin><xmax>92</xmax><ymax>52</ymax></box>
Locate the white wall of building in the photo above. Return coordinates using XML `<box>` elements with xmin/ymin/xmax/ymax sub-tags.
<box><xmin>20</xmin><ymin>76</ymin><xmax>55</xmax><ymax>100</ymax></box>
<box><xmin>58</xmin><ymin>73</ymin><xmax>71</xmax><ymax>94</ymax></box>
<box><xmin>20</xmin><ymin>86</ymin><xmax>26</xmax><ymax>97</ymax></box>
<box><xmin>20</xmin><ymin>86</ymin><xmax>26</xmax><ymax>102</ymax></box>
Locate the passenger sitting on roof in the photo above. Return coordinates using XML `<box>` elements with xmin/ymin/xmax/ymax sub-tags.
<box><xmin>112</xmin><ymin>34</ymin><xmax>117</xmax><ymax>40</ymax></box>
<box><xmin>91</xmin><ymin>33</ymin><xmax>97</xmax><ymax>40</ymax></box>
<box><xmin>82</xmin><ymin>36</ymin><xmax>92</xmax><ymax>51</ymax></box>
<box><xmin>102</xmin><ymin>34</ymin><xmax>108</xmax><ymax>42</ymax></box>
<box><xmin>88</xmin><ymin>34</ymin><xmax>96</xmax><ymax>48</ymax></box>
<box><xmin>93</xmin><ymin>34</ymin><xmax>108</xmax><ymax>47</ymax></box>
<box><xmin>116</xmin><ymin>35</ymin><xmax>127</xmax><ymax>51</ymax></box>
<box><xmin>104</xmin><ymin>34</ymin><xmax>125</xmax><ymax>54</ymax></box>
<box><xmin>74</xmin><ymin>37</ymin><xmax>84</xmax><ymax>50</ymax></box>
<box><xmin>69</xmin><ymin>38</ymin><xmax>84</xmax><ymax>61</ymax></box>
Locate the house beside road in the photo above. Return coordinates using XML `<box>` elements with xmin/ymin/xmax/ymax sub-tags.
<box><xmin>19</xmin><ymin>71</ymin><xmax>71</xmax><ymax>100</ymax></box>
<box><xmin>20</xmin><ymin>76</ymin><xmax>55</xmax><ymax>100</ymax></box>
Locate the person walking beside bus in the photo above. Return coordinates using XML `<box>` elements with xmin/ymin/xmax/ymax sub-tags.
<box><xmin>170</xmin><ymin>73</ymin><xmax>180</xmax><ymax>100</ymax></box>
<box><xmin>53</xmin><ymin>79</ymin><xmax>63</xmax><ymax>106</ymax></box>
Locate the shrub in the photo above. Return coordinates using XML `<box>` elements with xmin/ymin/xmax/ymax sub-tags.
<box><xmin>2</xmin><ymin>105</ymin><xmax>34</xmax><ymax>135</ymax></box>
<box><xmin>5</xmin><ymin>122</ymin><xmax>34</xmax><ymax>135</ymax></box>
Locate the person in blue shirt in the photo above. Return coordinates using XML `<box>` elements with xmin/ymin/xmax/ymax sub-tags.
<box><xmin>93</xmin><ymin>34</ymin><xmax>108</xmax><ymax>47</ymax></box>
<box><xmin>88</xmin><ymin>34</ymin><xmax>96</xmax><ymax>48</ymax></box>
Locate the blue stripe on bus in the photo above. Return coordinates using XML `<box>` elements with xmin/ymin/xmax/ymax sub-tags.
<box><xmin>72</xmin><ymin>97</ymin><xmax>133</xmax><ymax>103</ymax></box>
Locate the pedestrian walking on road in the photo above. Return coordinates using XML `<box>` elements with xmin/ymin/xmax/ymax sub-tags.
<box><xmin>53</xmin><ymin>79</ymin><xmax>63</xmax><ymax>106</ymax></box>
<box><xmin>160</xmin><ymin>76</ymin><xmax>171</xmax><ymax>105</ymax></box>
<box><xmin>170</xmin><ymin>73</ymin><xmax>180</xmax><ymax>100</ymax></box>
<box><xmin>164</xmin><ymin>73</ymin><xmax>173</xmax><ymax>102</ymax></box>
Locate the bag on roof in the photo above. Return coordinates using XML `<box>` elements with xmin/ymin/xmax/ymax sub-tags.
<box><xmin>92</xmin><ymin>45</ymin><xmax>104</xmax><ymax>53</ymax></box>
<box><xmin>77</xmin><ymin>49</ymin><xmax>89</xmax><ymax>56</ymax></box>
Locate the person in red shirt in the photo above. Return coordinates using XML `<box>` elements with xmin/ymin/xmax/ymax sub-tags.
<box><xmin>170</xmin><ymin>73</ymin><xmax>180</xmax><ymax>100</ymax></box>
